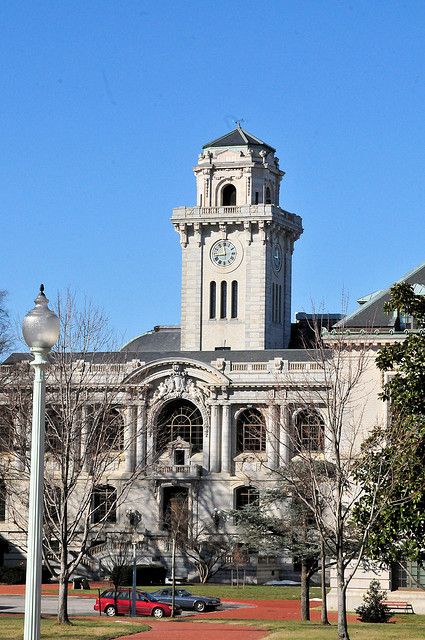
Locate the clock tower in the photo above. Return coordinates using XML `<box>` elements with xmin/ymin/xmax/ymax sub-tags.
<box><xmin>172</xmin><ymin>126</ymin><xmax>303</xmax><ymax>351</ymax></box>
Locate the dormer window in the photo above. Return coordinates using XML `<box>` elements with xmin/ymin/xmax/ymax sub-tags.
<box><xmin>222</xmin><ymin>184</ymin><xmax>236</xmax><ymax>206</ymax></box>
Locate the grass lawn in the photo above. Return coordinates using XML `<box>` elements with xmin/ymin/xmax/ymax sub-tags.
<box><xmin>0</xmin><ymin>617</ymin><xmax>149</xmax><ymax>640</ymax></box>
<box><xmin>200</xmin><ymin>616</ymin><xmax>425</xmax><ymax>640</ymax></box>
<box><xmin>85</xmin><ymin>584</ymin><xmax>322</xmax><ymax>601</ymax></box>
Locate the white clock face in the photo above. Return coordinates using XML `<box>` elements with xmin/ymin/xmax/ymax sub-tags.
<box><xmin>211</xmin><ymin>240</ymin><xmax>237</xmax><ymax>267</ymax></box>
<box><xmin>272</xmin><ymin>243</ymin><xmax>282</xmax><ymax>272</ymax></box>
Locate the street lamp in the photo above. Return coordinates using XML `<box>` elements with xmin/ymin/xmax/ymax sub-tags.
<box><xmin>126</xmin><ymin>509</ymin><xmax>142</xmax><ymax>617</ymax></box>
<box><xmin>22</xmin><ymin>285</ymin><xmax>60</xmax><ymax>640</ymax></box>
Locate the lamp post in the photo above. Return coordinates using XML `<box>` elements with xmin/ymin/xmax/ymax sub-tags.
<box><xmin>126</xmin><ymin>509</ymin><xmax>142</xmax><ymax>617</ymax></box>
<box><xmin>22</xmin><ymin>285</ymin><xmax>60</xmax><ymax>640</ymax></box>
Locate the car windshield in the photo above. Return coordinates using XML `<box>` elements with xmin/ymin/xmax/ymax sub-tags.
<box><xmin>141</xmin><ymin>592</ymin><xmax>157</xmax><ymax>602</ymax></box>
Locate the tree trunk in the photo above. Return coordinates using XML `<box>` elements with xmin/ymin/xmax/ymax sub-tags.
<box><xmin>300</xmin><ymin>559</ymin><xmax>310</xmax><ymax>621</ymax></box>
<box><xmin>336</xmin><ymin>553</ymin><xmax>349</xmax><ymax>640</ymax></box>
<box><xmin>320</xmin><ymin>540</ymin><xmax>330</xmax><ymax>625</ymax></box>
<box><xmin>58</xmin><ymin>571</ymin><xmax>70</xmax><ymax>625</ymax></box>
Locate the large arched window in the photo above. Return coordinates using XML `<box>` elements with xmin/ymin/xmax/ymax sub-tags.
<box><xmin>156</xmin><ymin>400</ymin><xmax>203</xmax><ymax>454</ymax></box>
<box><xmin>236</xmin><ymin>408</ymin><xmax>266</xmax><ymax>453</ymax></box>
<box><xmin>91</xmin><ymin>485</ymin><xmax>117</xmax><ymax>524</ymax></box>
<box><xmin>235</xmin><ymin>485</ymin><xmax>259</xmax><ymax>510</ymax></box>
<box><xmin>222</xmin><ymin>184</ymin><xmax>236</xmax><ymax>206</ymax></box>
<box><xmin>295</xmin><ymin>409</ymin><xmax>325</xmax><ymax>452</ymax></box>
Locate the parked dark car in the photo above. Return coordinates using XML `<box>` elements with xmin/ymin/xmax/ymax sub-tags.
<box><xmin>94</xmin><ymin>589</ymin><xmax>180</xmax><ymax>618</ymax></box>
<box><xmin>150</xmin><ymin>588</ymin><xmax>221</xmax><ymax>612</ymax></box>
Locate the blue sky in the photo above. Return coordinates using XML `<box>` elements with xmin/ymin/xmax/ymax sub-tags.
<box><xmin>1</xmin><ymin>1</ymin><xmax>425</xmax><ymax>350</ymax></box>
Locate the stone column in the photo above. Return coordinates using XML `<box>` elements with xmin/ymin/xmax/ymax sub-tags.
<box><xmin>209</xmin><ymin>403</ymin><xmax>221</xmax><ymax>473</ymax></box>
<box><xmin>266</xmin><ymin>405</ymin><xmax>279</xmax><ymax>470</ymax></box>
<box><xmin>202</xmin><ymin>418</ymin><xmax>210</xmax><ymax>472</ymax></box>
<box><xmin>124</xmin><ymin>405</ymin><xmax>135</xmax><ymax>473</ymax></box>
<box><xmin>221</xmin><ymin>403</ymin><xmax>232</xmax><ymax>474</ymax></box>
<box><xmin>136</xmin><ymin>402</ymin><xmax>147</xmax><ymax>469</ymax></box>
<box><xmin>145</xmin><ymin>409</ymin><xmax>154</xmax><ymax>468</ymax></box>
<box><xmin>81</xmin><ymin>404</ymin><xmax>89</xmax><ymax>472</ymax></box>
<box><xmin>279</xmin><ymin>404</ymin><xmax>290</xmax><ymax>465</ymax></box>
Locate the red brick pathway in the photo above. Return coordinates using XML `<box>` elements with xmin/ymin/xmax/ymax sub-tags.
<box><xmin>115</xmin><ymin>620</ymin><xmax>267</xmax><ymax>640</ymax></box>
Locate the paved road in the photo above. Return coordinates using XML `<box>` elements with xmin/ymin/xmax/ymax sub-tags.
<box><xmin>0</xmin><ymin>594</ymin><xmax>96</xmax><ymax>616</ymax></box>
<box><xmin>0</xmin><ymin>595</ymin><xmax>242</xmax><ymax>618</ymax></box>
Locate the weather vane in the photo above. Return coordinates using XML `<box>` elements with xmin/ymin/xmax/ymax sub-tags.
<box><xmin>234</xmin><ymin>118</ymin><xmax>245</xmax><ymax>128</ymax></box>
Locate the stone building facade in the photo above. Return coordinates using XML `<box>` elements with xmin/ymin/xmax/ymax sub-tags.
<box><xmin>0</xmin><ymin>126</ymin><xmax>424</xmax><ymax>608</ymax></box>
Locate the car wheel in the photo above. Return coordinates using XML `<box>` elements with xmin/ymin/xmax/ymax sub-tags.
<box><xmin>152</xmin><ymin>607</ymin><xmax>164</xmax><ymax>618</ymax></box>
<box><xmin>194</xmin><ymin>600</ymin><xmax>206</xmax><ymax>612</ymax></box>
<box><xmin>104</xmin><ymin>604</ymin><xmax>116</xmax><ymax>617</ymax></box>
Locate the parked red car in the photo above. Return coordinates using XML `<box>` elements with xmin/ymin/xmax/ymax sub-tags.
<box><xmin>94</xmin><ymin>589</ymin><xmax>178</xmax><ymax>618</ymax></box>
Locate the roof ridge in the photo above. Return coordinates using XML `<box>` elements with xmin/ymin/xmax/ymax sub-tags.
<box><xmin>335</xmin><ymin>261</ymin><xmax>425</xmax><ymax>327</ymax></box>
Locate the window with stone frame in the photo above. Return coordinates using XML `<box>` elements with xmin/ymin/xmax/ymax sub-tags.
<box><xmin>91</xmin><ymin>484</ymin><xmax>117</xmax><ymax>524</ymax></box>
<box><xmin>236</xmin><ymin>408</ymin><xmax>266</xmax><ymax>453</ymax></box>
<box><xmin>235</xmin><ymin>485</ymin><xmax>259</xmax><ymax>510</ymax></box>
<box><xmin>0</xmin><ymin>480</ymin><xmax>6</xmax><ymax>521</ymax></box>
<box><xmin>103</xmin><ymin>407</ymin><xmax>125</xmax><ymax>451</ymax></box>
<box><xmin>295</xmin><ymin>409</ymin><xmax>325</xmax><ymax>452</ymax></box>
<box><xmin>86</xmin><ymin>405</ymin><xmax>125</xmax><ymax>454</ymax></box>
<box><xmin>45</xmin><ymin>406</ymin><xmax>63</xmax><ymax>454</ymax></box>
<box><xmin>156</xmin><ymin>399</ymin><xmax>203</xmax><ymax>454</ymax></box>
<box><xmin>0</xmin><ymin>406</ymin><xmax>13</xmax><ymax>452</ymax></box>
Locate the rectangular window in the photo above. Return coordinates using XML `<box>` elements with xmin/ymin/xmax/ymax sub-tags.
<box><xmin>277</xmin><ymin>285</ymin><xmax>282</xmax><ymax>324</ymax></box>
<box><xmin>174</xmin><ymin>450</ymin><xmax>185</xmax><ymax>466</ymax></box>
<box><xmin>255</xmin><ymin>191</ymin><xmax>259</xmax><ymax>204</ymax></box>
<box><xmin>220</xmin><ymin>281</ymin><xmax>227</xmax><ymax>319</ymax></box>
<box><xmin>209</xmin><ymin>281</ymin><xmax>216</xmax><ymax>319</ymax></box>
<box><xmin>231</xmin><ymin>281</ymin><xmax>238</xmax><ymax>318</ymax></box>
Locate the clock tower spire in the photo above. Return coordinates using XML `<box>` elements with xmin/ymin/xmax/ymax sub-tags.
<box><xmin>172</xmin><ymin>127</ymin><xmax>303</xmax><ymax>351</ymax></box>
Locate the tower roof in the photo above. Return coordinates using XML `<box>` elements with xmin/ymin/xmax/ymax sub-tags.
<box><xmin>202</xmin><ymin>126</ymin><xmax>276</xmax><ymax>152</ymax></box>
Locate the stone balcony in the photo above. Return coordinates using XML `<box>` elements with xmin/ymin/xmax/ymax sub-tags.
<box><xmin>152</xmin><ymin>463</ymin><xmax>202</xmax><ymax>478</ymax></box>
<box><xmin>171</xmin><ymin>204</ymin><xmax>302</xmax><ymax>230</ymax></box>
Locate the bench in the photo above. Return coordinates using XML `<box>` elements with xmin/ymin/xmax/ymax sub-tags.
<box><xmin>385</xmin><ymin>601</ymin><xmax>415</xmax><ymax>614</ymax></box>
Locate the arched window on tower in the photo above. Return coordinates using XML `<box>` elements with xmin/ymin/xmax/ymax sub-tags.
<box><xmin>231</xmin><ymin>281</ymin><xmax>238</xmax><ymax>318</ymax></box>
<box><xmin>222</xmin><ymin>184</ymin><xmax>236</xmax><ymax>206</ymax></box>
<box><xmin>265</xmin><ymin>186</ymin><xmax>272</xmax><ymax>204</ymax></box>
<box><xmin>236</xmin><ymin>408</ymin><xmax>266</xmax><ymax>453</ymax></box>
<box><xmin>220</xmin><ymin>281</ymin><xmax>227</xmax><ymax>319</ymax></box>
<box><xmin>295</xmin><ymin>409</ymin><xmax>325</xmax><ymax>452</ymax></box>
<box><xmin>209</xmin><ymin>281</ymin><xmax>216</xmax><ymax>319</ymax></box>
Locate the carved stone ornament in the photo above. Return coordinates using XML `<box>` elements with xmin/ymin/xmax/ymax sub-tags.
<box><xmin>150</xmin><ymin>365</ymin><xmax>206</xmax><ymax>406</ymax></box>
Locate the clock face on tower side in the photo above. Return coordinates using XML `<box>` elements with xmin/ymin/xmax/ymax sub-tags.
<box><xmin>210</xmin><ymin>239</ymin><xmax>237</xmax><ymax>267</ymax></box>
<box><xmin>272</xmin><ymin>242</ymin><xmax>282</xmax><ymax>272</ymax></box>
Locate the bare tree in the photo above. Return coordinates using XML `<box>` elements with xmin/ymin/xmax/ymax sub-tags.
<box><xmin>0</xmin><ymin>290</ymin><xmax>12</xmax><ymax>360</ymax></box>
<box><xmin>266</xmin><ymin>321</ymin><xmax>395</xmax><ymax>640</ymax></box>
<box><xmin>233</xmin><ymin>488</ymin><xmax>323</xmax><ymax>620</ymax></box>
<box><xmin>1</xmin><ymin>291</ymin><xmax>145</xmax><ymax>625</ymax></box>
